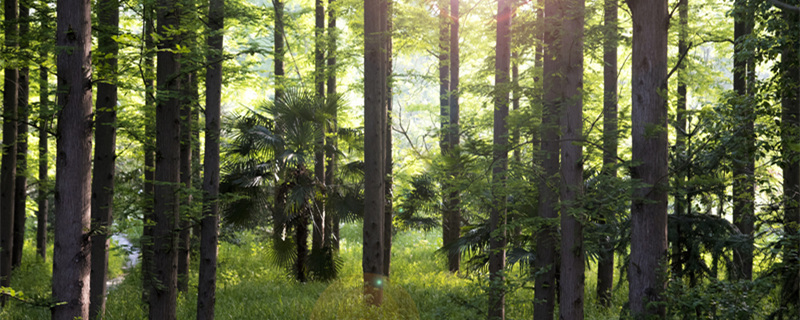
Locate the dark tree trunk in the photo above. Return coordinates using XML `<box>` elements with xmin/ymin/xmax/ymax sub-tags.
<box><xmin>1</xmin><ymin>0</ymin><xmax>19</xmax><ymax>303</ymax></box>
<box><xmin>781</xmin><ymin>10</ymin><xmax>800</xmax><ymax>313</ymax></box>
<box><xmin>295</xmin><ymin>211</ymin><xmax>309</xmax><ymax>282</ymax></box>
<box><xmin>489</xmin><ymin>0</ymin><xmax>510</xmax><ymax>318</ymax></box>
<box><xmin>36</xmin><ymin>64</ymin><xmax>49</xmax><ymax>262</ymax></box>
<box><xmin>52</xmin><ymin>0</ymin><xmax>93</xmax><ymax>317</ymax></box>
<box><xmin>627</xmin><ymin>0</ymin><xmax>669</xmax><ymax>317</ymax></box>
<box><xmin>325</xmin><ymin>0</ymin><xmax>339</xmax><ymax>251</ymax></box>
<box><xmin>141</xmin><ymin>1</ymin><xmax>156</xmax><ymax>303</ymax></box>
<box><xmin>438</xmin><ymin>0</ymin><xmax>458</xmax><ymax>274</ymax></box>
<box><xmin>312</xmin><ymin>0</ymin><xmax>326</xmax><ymax>265</ymax></box>
<box><xmin>672</xmin><ymin>0</ymin><xmax>688</xmax><ymax>281</ymax></box>
<box><xmin>384</xmin><ymin>0</ymin><xmax>393</xmax><ymax>278</ymax></box>
<box><xmin>12</xmin><ymin>0</ymin><xmax>30</xmax><ymax>270</ymax></box>
<box><xmin>89</xmin><ymin>0</ymin><xmax>119</xmax><ymax>316</ymax></box>
<box><xmin>178</xmin><ymin>71</ymin><xmax>193</xmax><ymax>293</ymax></box>
<box><xmin>274</xmin><ymin>0</ymin><xmax>285</xmax><ymax>101</ymax></box>
<box><xmin>444</xmin><ymin>0</ymin><xmax>461</xmax><ymax>273</ymax></box>
<box><xmin>534</xmin><ymin>3</ymin><xmax>559</xmax><ymax>319</ymax></box>
<box><xmin>149</xmin><ymin>0</ymin><xmax>182</xmax><ymax>316</ymax></box>
<box><xmin>597</xmin><ymin>0</ymin><xmax>617</xmax><ymax>306</ymax></box>
<box><xmin>196</xmin><ymin>0</ymin><xmax>223</xmax><ymax>316</ymax></box>
<box><xmin>731</xmin><ymin>0</ymin><xmax>755</xmax><ymax>282</ymax></box>
<box><xmin>558</xmin><ymin>0</ymin><xmax>586</xmax><ymax>318</ymax></box>
<box><xmin>363</xmin><ymin>0</ymin><xmax>387</xmax><ymax>305</ymax></box>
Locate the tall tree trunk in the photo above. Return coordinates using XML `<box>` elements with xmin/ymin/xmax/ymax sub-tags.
<box><xmin>489</xmin><ymin>0</ymin><xmax>510</xmax><ymax>318</ymax></box>
<box><xmin>36</xmin><ymin>63</ymin><xmax>49</xmax><ymax>262</ymax></box>
<box><xmin>558</xmin><ymin>0</ymin><xmax>585</xmax><ymax>318</ymax></box>
<box><xmin>325</xmin><ymin>0</ymin><xmax>338</xmax><ymax>251</ymax></box>
<box><xmin>196</xmin><ymin>0</ymin><xmax>223</xmax><ymax>316</ymax></box>
<box><xmin>312</xmin><ymin>0</ymin><xmax>326</xmax><ymax>264</ymax></box>
<box><xmin>627</xmin><ymin>0</ymin><xmax>669</xmax><ymax>317</ymax></box>
<box><xmin>274</xmin><ymin>0</ymin><xmax>285</xmax><ymax>101</ymax></box>
<box><xmin>444</xmin><ymin>0</ymin><xmax>461</xmax><ymax>273</ymax></box>
<box><xmin>731</xmin><ymin>0</ymin><xmax>755</xmax><ymax>282</ymax></box>
<box><xmin>89</xmin><ymin>0</ymin><xmax>119</xmax><ymax>316</ymax></box>
<box><xmin>295</xmin><ymin>210</ymin><xmax>309</xmax><ymax>282</ymax></box>
<box><xmin>1</xmin><ymin>0</ymin><xmax>20</xmax><ymax>304</ymax></box>
<box><xmin>178</xmin><ymin>71</ymin><xmax>193</xmax><ymax>292</ymax></box>
<box><xmin>12</xmin><ymin>0</ymin><xmax>30</xmax><ymax>270</ymax></box>
<box><xmin>141</xmin><ymin>0</ymin><xmax>156</xmax><ymax>303</ymax></box>
<box><xmin>384</xmin><ymin>0</ymin><xmax>393</xmax><ymax>278</ymax></box>
<box><xmin>52</xmin><ymin>0</ymin><xmax>93</xmax><ymax>317</ymax></box>
<box><xmin>438</xmin><ymin>0</ymin><xmax>459</xmax><ymax>273</ymax></box>
<box><xmin>597</xmin><ymin>0</ymin><xmax>617</xmax><ymax>306</ymax></box>
<box><xmin>363</xmin><ymin>0</ymin><xmax>387</xmax><ymax>305</ymax></box>
<box><xmin>534</xmin><ymin>3</ymin><xmax>559</xmax><ymax>319</ymax></box>
<box><xmin>672</xmin><ymin>0</ymin><xmax>688</xmax><ymax>281</ymax></box>
<box><xmin>149</xmin><ymin>0</ymin><xmax>182</xmax><ymax>316</ymax></box>
<box><xmin>781</xmin><ymin>10</ymin><xmax>800</xmax><ymax>314</ymax></box>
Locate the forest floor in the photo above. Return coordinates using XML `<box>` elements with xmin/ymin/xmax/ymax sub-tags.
<box><xmin>1</xmin><ymin>224</ymin><xmax>626</xmax><ymax>319</ymax></box>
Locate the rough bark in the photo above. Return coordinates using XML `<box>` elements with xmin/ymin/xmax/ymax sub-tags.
<box><xmin>36</xmin><ymin>64</ymin><xmax>48</xmax><ymax>261</ymax></box>
<box><xmin>731</xmin><ymin>0</ymin><xmax>755</xmax><ymax>282</ymax></box>
<box><xmin>196</xmin><ymin>0</ymin><xmax>223</xmax><ymax>316</ymax></box>
<box><xmin>1</xmin><ymin>0</ymin><xmax>20</xmax><ymax>302</ymax></box>
<box><xmin>52</xmin><ymin>0</ymin><xmax>93</xmax><ymax>317</ymax></box>
<box><xmin>444</xmin><ymin>0</ymin><xmax>461</xmax><ymax>273</ymax></box>
<box><xmin>781</xmin><ymin>10</ymin><xmax>800</xmax><ymax>313</ymax></box>
<box><xmin>628</xmin><ymin>0</ymin><xmax>669</xmax><ymax>317</ymax></box>
<box><xmin>363</xmin><ymin>0</ymin><xmax>387</xmax><ymax>305</ymax></box>
<box><xmin>489</xmin><ymin>0</ymin><xmax>510</xmax><ymax>318</ymax></box>
<box><xmin>534</xmin><ymin>2</ymin><xmax>559</xmax><ymax>318</ymax></box>
<box><xmin>558</xmin><ymin>0</ymin><xmax>585</xmax><ymax>318</ymax></box>
<box><xmin>149</xmin><ymin>0</ymin><xmax>182</xmax><ymax>316</ymax></box>
<box><xmin>274</xmin><ymin>0</ymin><xmax>285</xmax><ymax>101</ymax></box>
<box><xmin>89</xmin><ymin>0</ymin><xmax>119</xmax><ymax>316</ymax></box>
<box><xmin>597</xmin><ymin>0</ymin><xmax>617</xmax><ymax>306</ymax></box>
<box><xmin>12</xmin><ymin>0</ymin><xmax>30</xmax><ymax>271</ymax></box>
<box><xmin>384</xmin><ymin>0</ymin><xmax>393</xmax><ymax>278</ymax></box>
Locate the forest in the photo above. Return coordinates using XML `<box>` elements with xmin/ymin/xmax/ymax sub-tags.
<box><xmin>1</xmin><ymin>0</ymin><xmax>800</xmax><ymax>319</ymax></box>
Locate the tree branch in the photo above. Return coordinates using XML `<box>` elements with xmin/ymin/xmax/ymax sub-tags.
<box><xmin>769</xmin><ymin>0</ymin><xmax>800</xmax><ymax>12</ymax></box>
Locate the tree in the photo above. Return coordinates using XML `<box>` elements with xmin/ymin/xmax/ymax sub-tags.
<box><xmin>383</xmin><ymin>0</ymin><xmax>393</xmax><ymax>278</ymax></box>
<box><xmin>325</xmin><ymin>0</ymin><xmax>339</xmax><ymax>251</ymax></box>
<box><xmin>557</xmin><ymin>0</ymin><xmax>585</xmax><ymax>317</ymax></box>
<box><xmin>141</xmin><ymin>0</ymin><xmax>156</xmax><ymax>303</ymax></box>
<box><xmin>197</xmin><ymin>0</ymin><xmax>223</xmax><ymax>316</ymax></box>
<box><xmin>627</xmin><ymin>0</ymin><xmax>669</xmax><ymax>317</ymax></box>
<box><xmin>312</xmin><ymin>0</ymin><xmax>327</xmax><ymax>269</ymax></box>
<box><xmin>488</xmin><ymin>0</ymin><xmax>510</xmax><ymax>317</ymax></box>
<box><xmin>12</xmin><ymin>0</ymin><xmax>31</xmax><ymax>270</ymax></box>
<box><xmin>444</xmin><ymin>0</ymin><xmax>461</xmax><ymax>273</ymax></box>
<box><xmin>671</xmin><ymin>0</ymin><xmax>688</xmax><ymax>281</ymax></box>
<box><xmin>149</xmin><ymin>0</ymin><xmax>182</xmax><ymax>316</ymax></box>
<box><xmin>596</xmin><ymin>0</ymin><xmax>617</xmax><ymax>306</ymax></box>
<box><xmin>274</xmin><ymin>0</ymin><xmax>285</xmax><ymax>101</ymax></box>
<box><xmin>363</xmin><ymin>0</ymin><xmax>387</xmax><ymax>305</ymax></box>
<box><xmin>1</xmin><ymin>0</ymin><xmax>20</xmax><ymax>304</ymax></box>
<box><xmin>37</xmin><ymin>39</ymin><xmax>50</xmax><ymax>262</ymax></box>
<box><xmin>89</xmin><ymin>0</ymin><xmax>119</xmax><ymax>316</ymax></box>
<box><xmin>52</xmin><ymin>0</ymin><xmax>93</xmax><ymax>318</ymax></box>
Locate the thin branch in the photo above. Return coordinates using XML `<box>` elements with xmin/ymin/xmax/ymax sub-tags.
<box><xmin>769</xmin><ymin>0</ymin><xmax>800</xmax><ymax>12</ymax></box>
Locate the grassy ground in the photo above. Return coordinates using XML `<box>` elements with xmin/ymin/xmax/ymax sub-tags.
<box><xmin>1</xmin><ymin>224</ymin><xmax>628</xmax><ymax>319</ymax></box>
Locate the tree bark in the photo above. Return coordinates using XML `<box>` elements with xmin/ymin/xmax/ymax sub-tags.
<box><xmin>12</xmin><ymin>0</ymin><xmax>30</xmax><ymax>271</ymax></box>
<box><xmin>489</xmin><ymin>0</ymin><xmax>510</xmax><ymax>318</ymax></box>
<box><xmin>52</xmin><ymin>0</ymin><xmax>93</xmax><ymax>317</ymax></box>
<box><xmin>89</xmin><ymin>0</ymin><xmax>119</xmax><ymax>316</ymax></box>
<box><xmin>384</xmin><ymin>0</ymin><xmax>393</xmax><ymax>278</ymax></box>
<box><xmin>312</xmin><ymin>0</ymin><xmax>327</xmax><ymax>271</ymax></box>
<box><xmin>627</xmin><ymin>0</ymin><xmax>669</xmax><ymax>317</ymax></box>
<box><xmin>149</xmin><ymin>0</ymin><xmax>182</xmax><ymax>316</ymax></box>
<box><xmin>141</xmin><ymin>0</ymin><xmax>156</xmax><ymax>303</ymax></box>
<box><xmin>671</xmin><ymin>0</ymin><xmax>688</xmax><ymax>281</ymax></box>
<box><xmin>37</xmin><ymin>64</ymin><xmax>49</xmax><ymax>262</ymax></box>
<box><xmin>534</xmin><ymin>2</ymin><xmax>559</xmax><ymax>318</ymax></box>
<box><xmin>597</xmin><ymin>0</ymin><xmax>617</xmax><ymax>306</ymax></box>
<box><xmin>731</xmin><ymin>0</ymin><xmax>755</xmax><ymax>282</ymax></box>
<box><xmin>781</xmin><ymin>10</ymin><xmax>800</xmax><ymax>313</ymax></box>
<box><xmin>444</xmin><ymin>0</ymin><xmax>461</xmax><ymax>273</ymax></box>
<box><xmin>196</xmin><ymin>0</ymin><xmax>223</xmax><ymax>317</ymax></box>
<box><xmin>325</xmin><ymin>0</ymin><xmax>338</xmax><ymax>251</ymax></box>
<box><xmin>178</xmin><ymin>71</ymin><xmax>193</xmax><ymax>293</ymax></box>
<box><xmin>1</xmin><ymin>0</ymin><xmax>20</xmax><ymax>303</ymax></box>
<box><xmin>274</xmin><ymin>0</ymin><xmax>285</xmax><ymax>101</ymax></box>
<box><xmin>363</xmin><ymin>0</ymin><xmax>387</xmax><ymax>305</ymax></box>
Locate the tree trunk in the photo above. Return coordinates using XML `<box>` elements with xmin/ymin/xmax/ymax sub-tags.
<box><xmin>363</xmin><ymin>0</ymin><xmax>387</xmax><ymax>305</ymax></box>
<box><xmin>558</xmin><ymin>0</ymin><xmax>585</xmax><ymax>318</ymax></box>
<box><xmin>52</xmin><ymin>0</ymin><xmax>93</xmax><ymax>317</ymax></box>
<box><xmin>597</xmin><ymin>0</ymin><xmax>617</xmax><ymax>306</ymax></box>
<box><xmin>178</xmin><ymin>71</ymin><xmax>193</xmax><ymax>293</ymax></box>
<box><xmin>196</xmin><ymin>0</ymin><xmax>223</xmax><ymax>316</ymax></box>
<box><xmin>444</xmin><ymin>0</ymin><xmax>461</xmax><ymax>273</ymax></box>
<box><xmin>312</xmin><ymin>0</ymin><xmax>327</xmax><ymax>271</ymax></box>
<box><xmin>1</xmin><ymin>0</ymin><xmax>19</xmax><ymax>304</ymax></box>
<box><xmin>12</xmin><ymin>0</ymin><xmax>30</xmax><ymax>271</ymax></box>
<box><xmin>149</xmin><ymin>0</ymin><xmax>182</xmax><ymax>316</ymax></box>
<box><xmin>89</xmin><ymin>0</ymin><xmax>119</xmax><ymax>316</ymax></box>
<box><xmin>384</xmin><ymin>0</ymin><xmax>393</xmax><ymax>278</ymax></box>
<box><xmin>36</xmin><ymin>64</ymin><xmax>49</xmax><ymax>262</ymax></box>
<box><xmin>274</xmin><ymin>0</ymin><xmax>285</xmax><ymax>101</ymax></box>
<box><xmin>325</xmin><ymin>0</ymin><xmax>338</xmax><ymax>251</ymax></box>
<box><xmin>534</xmin><ymin>2</ymin><xmax>559</xmax><ymax>318</ymax></box>
<box><xmin>141</xmin><ymin>1</ymin><xmax>156</xmax><ymax>303</ymax></box>
<box><xmin>489</xmin><ymin>0</ymin><xmax>510</xmax><ymax>318</ymax></box>
<box><xmin>439</xmin><ymin>0</ymin><xmax>459</xmax><ymax>273</ymax></box>
<box><xmin>627</xmin><ymin>0</ymin><xmax>669</xmax><ymax>317</ymax></box>
<box><xmin>671</xmin><ymin>0</ymin><xmax>688</xmax><ymax>282</ymax></box>
<box><xmin>731</xmin><ymin>0</ymin><xmax>755</xmax><ymax>282</ymax></box>
<box><xmin>296</xmin><ymin>211</ymin><xmax>309</xmax><ymax>282</ymax></box>
<box><xmin>781</xmin><ymin>10</ymin><xmax>800</xmax><ymax>313</ymax></box>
